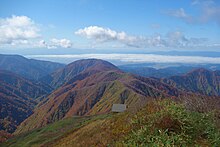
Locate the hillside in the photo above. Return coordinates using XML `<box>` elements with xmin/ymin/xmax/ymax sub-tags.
<box><xmin>0</xmin><ymin>70</ymin><xmax>52</xmax><ymax>99</ymax></box>
<box><xmin>162</xmin><ymin>68</ymin><xmax>220</xmax><ymax>96</ymax></box>
<box><xmin>0</xmin><ymin>70</ymin><xmax>52</xmax><ymax>133</ymax></box>
<box><xmin>15</xmin><ymin>59</ymin><xmax>195</xmax><ymax>134</ymax></box>
<box><xmin>1</xmin><ymin>114</ymin><xmax>111</xmax><ymax>146</ymax></box>
<box><xmin>0</xmin><ymin>54</ymin><xmax>64</xmax><ymax>80</ymax></box>
<box><xmin>119</xmin><ymin>65</ymin><xmax>194</xmax><ymax>78</ymax></box>
<box><xmin>41</xmin><ymin>59</ymin><xmax>119</xmax><ymax>89</ymax></box>
<box><xmin>3</xmin><ymin>100</ymin><xmax>220</xmax><ymax>146</ymax></box>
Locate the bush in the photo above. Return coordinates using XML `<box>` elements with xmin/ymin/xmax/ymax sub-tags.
<box><xmin>121</xmin><ymin>100</ymin><xmax>220</xmax><ymax>146</ymax></box>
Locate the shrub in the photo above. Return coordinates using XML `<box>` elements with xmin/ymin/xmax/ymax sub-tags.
<box><xmin>121</xmin><ymin>100</ymin><xmax>220</xmax><ymax>146</ymax></box>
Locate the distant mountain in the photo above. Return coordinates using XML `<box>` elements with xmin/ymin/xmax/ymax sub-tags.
<box><xmin>119</xmin><ymin>65</ymin><xmax>194</xmax><ymax>78</ymax></box>
<box><xmin>41</xmin><ymin>59</ymin><xmax>119</xmax><ymax>89</ymax></box>
<box><xmin>0</xmin><ymin>70</ymin><xmax>52</xmax><ymax>133</ymax></box>
<box><xmin>119</xmin><ymin>64</ymin><xmax>220</xmax><ymax>78</ymax></box>
<box><xmin>0</xmin><ymin>54</ymin><xmax>64</xmax><ymax>80</ymax></box>
<box><xmin>2</xmin><ymin>56</ymin><xmax>219</xmax><ymax>135</ymax></box>
<box><xmin>162</xmin><ymin>68</ymin><xmax>220</xmax><ymax>96</ymax></box>
<box><xmin>15</xmin><ymin>59</ymin><xmax>196</xmax><ymax>134</ymax></box>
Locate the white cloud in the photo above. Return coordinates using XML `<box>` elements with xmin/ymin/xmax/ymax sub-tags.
<box><xmin>84</xmin><ymin>27</ymin><xmax>162</xmax><ymax>48</ymax></box>
<box><xmin>166</xmin><ymin>8</ymin><xmax>193</xmax><ymax>23</ymax></box>
<box><xmin>191</xmin><ymin>0</ymin><xmax>215</xmax><ymax>6</ymax></box>
<box><xmin>36</xmin><ymin>38</ymin><xmax>72</xmax><ymax>49</ymax></box>
<box><xmin>28</xmin><ymin>54</ymin><xmax>220</xmax><ymax>64</ymax></box>
<box><xmin>75</xmin><ymin>26</ymin><xmax>140</xmax><ymax>47</ymax></box>
<box><xmin>75</xmin><ymin>26</ymin><xmax>160</xmax><ymax>48</ymax></box>
<box><xmin>75</xmin><ymin>26</ymin><xmax>209</xmax><ymax>48</ymax></box>
<box><xmin>38</xmin><ymin>40</ymin><xmax>47</xmax><ymax>47</ymax></box>
<box><xmin>0</xmin><ymin>15</ymin><xmax>40</xmax><ymax>45</ymax></box>
<box><xmin>0</xmin><ymin>16</ymin><xmax>73</xmax><ymax>49</ymax></box>
<box><xmin>167</xmin><ymin>0</ymin><xmax>220</xmax><ymax>25</ymax></box>
<box><xmin>50</xmin><ymin>38</ymin><xmax>72</xmax><ymax>48</ymax></box>
<box><xmin>165</xmin><ymin>31</ymin><xmax>208</xmax><ymax>47</ymax></box>
<box><xmin>168</xmin><ymin>8</ymin><xmax>187</xmax><ymax>18</ymax></box>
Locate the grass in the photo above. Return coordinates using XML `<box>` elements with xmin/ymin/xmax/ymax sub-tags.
<box><xmin>1</xmin><ymin>99</ymin><xmax>220</xmax><ymax>146</ymax></box>
<box><xmin>47</xmin><ymin>99</ymin><xmax>220</xmax><ymax>146</ymax></box>
<box><xmin>0</xmin><ymin>114</ymin><xmax>112</xmax><ymax>147</ymax></box>
<box><xmin>121</xmin><ymin>100</ymin><xmax>220</xmax><ymax>146</ymax></box>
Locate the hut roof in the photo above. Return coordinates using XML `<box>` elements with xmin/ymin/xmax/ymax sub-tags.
<box><xmin>111</xmin><ymin>104</ymin><xmax>126</xmax><ymax>112</ymax></box>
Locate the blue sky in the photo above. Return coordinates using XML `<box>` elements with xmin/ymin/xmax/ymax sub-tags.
<box><xmin>0</xmin><ymin>0</ymin><xmax>220</xmax><ymax>64</ymax></box>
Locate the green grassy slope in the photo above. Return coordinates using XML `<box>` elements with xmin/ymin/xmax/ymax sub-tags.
<box><xmin>51</xmin><ymin>100</ymin><xmax>220</xmax><ymax>147</ymax></box>
<box><xmin>3</xmin><ymin>99</ymin><xmax>220</xmax><ymax>147</ymax></box>
<box><xmin>1</xmin><ymin>114</ymin><xmax>112</xmax><ymax>147</ymax></box>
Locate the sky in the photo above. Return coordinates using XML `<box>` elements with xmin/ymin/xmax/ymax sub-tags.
<box><xmin>0</xmin><ymin>0</ymin><xmax>220</xmax><ymax>64</ymax></box>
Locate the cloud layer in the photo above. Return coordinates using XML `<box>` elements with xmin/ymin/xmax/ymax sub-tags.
<box><xmin>75</xmin><ymin>26</ymin><xmax>209</xmax><ymax>48</ymax></box>
<box><xmin>28</xmin><ymin>54</ymin><xmax>220</xmax><ymax>64</ymax></box>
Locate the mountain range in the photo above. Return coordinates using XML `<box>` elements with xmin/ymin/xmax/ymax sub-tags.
<box><xmin>0</xmin><ymin>54</ymin><xmax>220</xmax><ymax>138</ymax></box>
<box><xmin>119</xmin><ymin>63</ymin><xmax>220</xmax><ymax>78</ymax></box>
<box><xmin>14</xmin><ymin>60</ymin><xmax>214</xmax><ymax>134</ymax></box>
<box><xmin>162</xmin><ymin>68</ymin><xmax>220</xmax><ymax>96</ymax></box>
<box><xmin>0</xmin><ymin>54</ymin><xmax>64</xmax><ymax>80</ymax></box>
